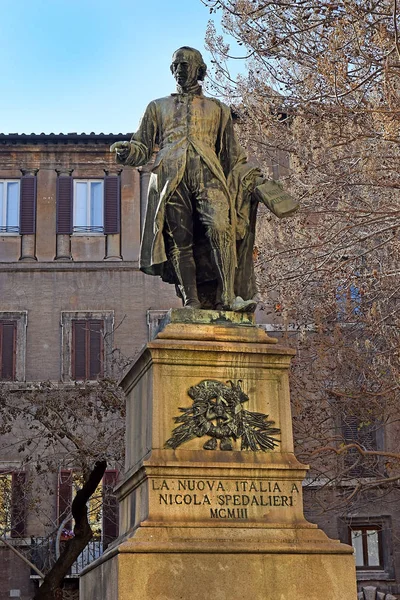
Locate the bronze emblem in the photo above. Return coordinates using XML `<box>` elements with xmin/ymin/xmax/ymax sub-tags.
<box><xmin>165</xmin><ymin>380</ymin><xmax>280</xmax><ymax>451</ymax></box>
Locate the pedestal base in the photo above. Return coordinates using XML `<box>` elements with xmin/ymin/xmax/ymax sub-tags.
<box><xmin>81</xmin><ymin>525</ymin><xmax>356</xmax><ymax>600</ymax></box>
<box><xmin>80</xmin><ymin>311</ymin><xmax>357</xmax><ymax>599</ymax></box>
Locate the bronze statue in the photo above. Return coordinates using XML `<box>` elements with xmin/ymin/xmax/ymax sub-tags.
<box><xmin>111</xmin><ymin>47</ymin><xmax>298</xmax><ymax>312</ymax></box>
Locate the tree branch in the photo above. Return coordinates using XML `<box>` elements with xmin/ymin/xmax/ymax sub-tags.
<box><xmin>0</xmin><ymin>536</ymin><xmax>44</xmax><ymax>578</ymax></box>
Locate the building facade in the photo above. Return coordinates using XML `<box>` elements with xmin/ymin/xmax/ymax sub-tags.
<box><xmin>0</xmin><ymin>133</ymin><xmax>180</xmax><ymax>599</ymax></box>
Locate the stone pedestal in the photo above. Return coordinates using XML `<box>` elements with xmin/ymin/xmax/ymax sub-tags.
<box><xmin>80</xmin><ymin>310</ymin><xmax>357</xmax><ymax>600</ymax></box>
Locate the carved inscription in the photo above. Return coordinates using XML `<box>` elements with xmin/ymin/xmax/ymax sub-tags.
<box><xmin>151</xmin><ymin>478</ymin><xmax>300</xmax><ymax>520</ymax></box>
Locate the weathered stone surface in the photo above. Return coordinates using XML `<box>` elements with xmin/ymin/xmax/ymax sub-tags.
<box><xmin>80</xmin><ymin>321</ymin><xmax>357</xmax><ymax>600</ymax></box>
<box><xmin>161</xmin><ymin>307</ymin><xmax>256</xmax><ymax>327</ymax></box>
<box><xmin>155</xmin><ymin>308</ymin><xmax>278</xmax><ymax>343</ymax></box>
<box><xmin>82</xmin><ymin>551</ymin><xmax>356</xmax><ymax>600</ymax></box>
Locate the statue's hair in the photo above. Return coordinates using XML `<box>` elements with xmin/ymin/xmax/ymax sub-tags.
<box><xmin>171</xmin><ymin>46</ymin><xmax>207</xmax><ymax>81</ymax></box>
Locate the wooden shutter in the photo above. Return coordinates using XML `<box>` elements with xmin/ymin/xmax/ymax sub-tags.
<box><xmin>358</xmin><ymin>424</ymin><xmax>377</xmax><ymax>450</ymax></box>
<box><xmin>56</xmin><ymin>176</ymin><xmax>73</xmax><ymax>234</ymax></box>
<box><xmin>20</xmin><ymin>174</ymin><xmax>37</xmax><ymax>234</ymax></box>
<box><xmin>104</xmin><ymin>176</ymin><xmax>120</xmax><ymax>234</ymax></box>
<box><xmin>102</xmin><ymin>470</ymin><xmax>118</xmax><ymax>548</ymax></box>
<box><xmin>89</xmin><ymin>320</ymin><xmax>103</xmax><ymax>379</ymax></box>
<box><xmin>342</xmin><ymin>416</ymin><xmax>359</xmax><ymax>443</ymax></box>
<box><xmin>58</xmin><ymin>470</ymin><xmax>72</xmax><ymax>528</ymax></box>
<box><xmin>11</xmin><ymin>471</ymin><xmax>26</xmax><ymax>537</ymax></box>
<box><xmin>72</xmin><ymin>320</ymin><xmax>87</xmax><ymax>380</ymax></box>
<box><xmin>358</xmin><ymin>422</ymin><xmax>379</xmax><ymax>476</ymax></box>
<box><xmin>342</xmin><ymin>416</ymin><xmax>378</xmax><ymax>477</ymax></box>
<box><xmin>0</xmin><ymin>321</ymin><xmax>16</xmax><ymax>381</ymax></box>
<box><xmin>342</xmin><ymin>416</ymin><xmax>362</xmax><ymax>476</ymax></box>
<box><xmin>72</xmin><ymin>320</ymin><xmax>103</xmax><ymax>380</ymax></box>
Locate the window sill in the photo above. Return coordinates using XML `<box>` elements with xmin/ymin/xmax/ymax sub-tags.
<box><xmin>30</xmin><ymin>575</ymin><xmax>79</xmax><ymax>580</ymax></box>
<box><xmin>0</xmin><ymin>233</ymin><xmax>20</xmax><ymax>237</ymax></box>
<box><xmin>72</xmin><ymin>232</ymin><xmax>105</xmax><ymax>237</ymax></box>
<box><xmin>0</xmin><ymin>537</ymin><xmax>31</xmax><ymax>546</ymax></box>
<box><xmin>61</xmin><ymin>378</ymin><xmax>102</xmax><ymax>385</ymax></box>
<box><xmin>356</xmin><ymin>570</ymin><xmax>393</xmax><ymax>581</ymax></box>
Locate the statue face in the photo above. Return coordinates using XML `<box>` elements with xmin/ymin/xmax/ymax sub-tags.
<box><xmin>171</xmin><ymin>49</ymin><xmax>200</xmax><ymax>89</ymax></box>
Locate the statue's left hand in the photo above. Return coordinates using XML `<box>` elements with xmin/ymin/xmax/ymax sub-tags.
<box><xmin>251</xmin><ymin>174</ymin><xmax>265</xmax><ymax>191</ymax></box>
<box><xmin>244</xmin><ymin>170</ymin><xmax>265</xmax><ymax>193</ymax></box>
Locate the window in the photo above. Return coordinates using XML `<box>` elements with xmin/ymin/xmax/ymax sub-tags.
<box><xmin>57</xmin><ymin>469</ymin><xmax>118</xmax><ymax>548</ymax></box>
<box><xmin>57</xmin><ymin>174</ymin><xmax>120</xmax><ymax>235</ymax></box>
<box><xmin>342</xmin><ymin>415</ymin><xmax>382</xmax><ymax>477</ymax></box>
<box><xmin>72</xmin><ymin>320</ymin><xmax>104</xmax><ymax>380</ymax></box>
<box><xmin>0</xmin><ymin>471</ymin><xmax>26</xmax><ymax>537</ymax></box>
<box><xmin>350</xmin><ymin>525</ymin><xmax>383</xmax><ymax>569</ymax></box>
<box><xmin>73</xmin><ymin>180</ymin><xmax>104</xmax><ymax>233</ymax></box>
<box><xmin>0</xmin><ymin>473</ymin><xmax>12</xmax><ymax>533</ymax></box>
<box><xmin>0</xmin><ymin>320</ymin><xmax>16</xmax><ymax>380</ymax></box>
<box><xmin>58</xmin><ymin>471</ymin><xmax>103</xmax><ymax>538</ymax></box>
<box><xmin>336</xmin><ymin>284</ymin><xmax>362</xmax><ymax>320</ymax></box>
<box><xmin>61</xmin><ymin>311</ymin><xmax>113</xmax><ymax>382</ymax></box>
<box><xmin>0</xmin><ymin>175</ymin><xmax>36</xmax><ymax>235</ymax></box>
<box><xmin>342</xmin><ymin>517</ymin><xmax>394</xmax><ymax>580</ymax></box>
<box><xmin>0</xmin><ymin>312</ymin><xmax>27</xmax><ymax>382</ymax></box>
<box><xmin>0</xmin><ymin>180</ymin><xmax>20</xmax><ymax>233</ymax></box>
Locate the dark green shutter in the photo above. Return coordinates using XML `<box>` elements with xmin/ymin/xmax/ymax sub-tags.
<box><xmin>20</xmin><ymin>174</ymin><xmax>37</xmax><ymax>234</ymax></box>
<box><xmin>72</xmin><ymin>320</ymin><xmax>103</xmax><ymax>380</ymax></box>
<box><xmin>56</xmin><ymin>176</ymin><xmax>73</xmax><ymax>234</ymax></box>
<box><xmin>89</xmin><ymin>320</ymin><xmax>103</xmax><ymax>379</ymax></box>
<box><xmin>104</xmin><ymin>176</ymin><xmax>120</xmax><ymax>234</ymax></box>
<box><xmin>0</xmin><ymin>321</ymin><xmax>16</xmax><ymax>381</ymax></box>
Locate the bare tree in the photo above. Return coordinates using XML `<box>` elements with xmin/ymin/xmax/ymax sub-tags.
<box><xmin>201</xmin><ymin>0</ymin><xmax>400</xmax><ymax>515</ymax></box>
<box><xmin>0</xmin><ymin>379</ymin><xmax>125</xmax><ymax>599</ymax></box>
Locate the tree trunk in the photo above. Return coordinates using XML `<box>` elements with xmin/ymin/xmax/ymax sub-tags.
<box><xmin>33</xmin><ymin>461</ymin><xmax>107</xmax><ymax>600</ymax></box>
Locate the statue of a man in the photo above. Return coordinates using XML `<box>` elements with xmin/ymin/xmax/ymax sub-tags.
<box><xmin>111</xmin><ymin>46</ymin><xmax>297</xmax><ymax>311</ymax></box>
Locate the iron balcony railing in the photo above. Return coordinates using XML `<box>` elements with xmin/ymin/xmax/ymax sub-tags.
<box><xmin>30</xmin><ymin>538</ymin><xmax>103</xmax><ymax>577</ymax></box>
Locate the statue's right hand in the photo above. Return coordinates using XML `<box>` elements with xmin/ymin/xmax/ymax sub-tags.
<box><xmin>110</xmin><ymin>141</ymin><xmax>131</xmax><ymax>155</ymax></box>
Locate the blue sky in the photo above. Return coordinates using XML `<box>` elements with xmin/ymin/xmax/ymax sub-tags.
<box><xmin>0</xmin><ymin>0</ymin><xmax>230</xmax><ymax>134</ymax></box>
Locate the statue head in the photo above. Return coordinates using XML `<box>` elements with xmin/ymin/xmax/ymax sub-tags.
<box><xmin>170</xmin><ymin>47</ymin><xmax>207</xmax><ymax>89</ymax></box>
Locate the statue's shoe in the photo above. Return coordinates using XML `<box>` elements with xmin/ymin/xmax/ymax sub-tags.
<box><xmin>183</xmin><ymin>300</ymin><xmax>202</xmax><ymax>309</ymax></box>
<box><xmin>230</xmin><ymin>296</ymin><xmax>257</xmax><ymax>313</ymax></box>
